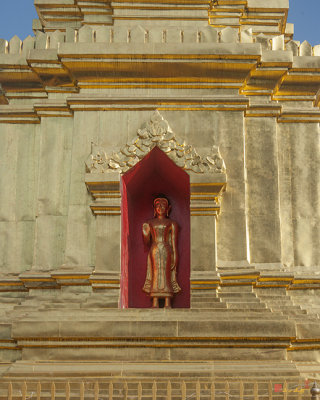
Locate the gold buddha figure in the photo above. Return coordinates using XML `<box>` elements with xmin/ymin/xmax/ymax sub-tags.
<box><xmin>142</xmin><ymin>197</ymin><xmax>181</xmax><ymax>308</ymax></box>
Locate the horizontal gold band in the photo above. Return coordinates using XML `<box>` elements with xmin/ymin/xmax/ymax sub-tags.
<box><xmin>19</xmin><ymin>343</ymin><xmax>288</xmax><ymax>349</ymax></box>
<box><xmin>16</xmin><ymin>336</ymin><xmax>293</xmax><ymax>342</ymax></box>
<box><xmin>221</xmin><ymin>275</ymin><xmax>258</xmax><ymax>280</ymax></box>
<box><xmin>52</xmin><ymin>275</ymin><xmax>90</xmax><ymax>279</ymax></box>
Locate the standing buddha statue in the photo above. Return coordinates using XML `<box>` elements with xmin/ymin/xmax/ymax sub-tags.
<box><xmin>142</xmin><ymin>197</ymin><xmax>181</xmax><ymax>308</ymax></box>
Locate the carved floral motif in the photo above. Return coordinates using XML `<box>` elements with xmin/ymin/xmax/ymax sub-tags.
<box><xmin>86</xmin><ymin>111</ymin><xmax>226</xmax><ymax>174</ymax></box>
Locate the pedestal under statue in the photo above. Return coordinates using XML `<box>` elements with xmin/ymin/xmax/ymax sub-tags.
<box><xmin>142</xmin><ymin>197</ymin><xmax>181</xmax><ymax>308</ymax></box>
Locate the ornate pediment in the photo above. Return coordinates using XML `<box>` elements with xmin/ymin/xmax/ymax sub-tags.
<box><xmin>86</xmin><ymin>111</ymin><xmax>226</xmax><ymax>175</ymax></box>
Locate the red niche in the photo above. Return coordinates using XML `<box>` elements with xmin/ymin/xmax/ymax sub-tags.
<box><xmin>120</xmin><ymin>146</ymin><xmax>190</xmax><ymax>308</ymax></box>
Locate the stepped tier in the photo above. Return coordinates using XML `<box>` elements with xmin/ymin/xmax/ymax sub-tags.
<box><xmin>0</xmin><ymin>282</ymin><xmax>319</xmax><ymax>384</ymax></box>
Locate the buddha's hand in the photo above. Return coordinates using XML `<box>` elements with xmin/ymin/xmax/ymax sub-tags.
<box><xmin>142</xmin><ymin>223</ymin><xmax>150</xmax><ymax>234</ymax></box>
<box><xmin>142</xmin><ymin>223</ymin><xmax>150</xmax><ymax>238</ymax></box>
<box><xmin>142</xmin><ymin>223</ymin><xmax>151</xmax><ymax>245</ymax></box>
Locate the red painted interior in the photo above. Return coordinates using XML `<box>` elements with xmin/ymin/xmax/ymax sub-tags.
<box><xmin>120</xmin><ymin>146</ymin><xmax>190</xmax><ymax>308</ymax></box>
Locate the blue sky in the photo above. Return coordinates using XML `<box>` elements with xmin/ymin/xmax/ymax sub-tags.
<box><xmin>0</xmin><ymin>0</ymin><xmax>319</xmax><ymax>45</ymax></box>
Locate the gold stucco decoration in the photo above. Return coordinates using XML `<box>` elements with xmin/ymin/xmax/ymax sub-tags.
<box><xmin>86</xmin><ymin>111</ymin><xmax>226</xmax><ymax>174</ymax></box>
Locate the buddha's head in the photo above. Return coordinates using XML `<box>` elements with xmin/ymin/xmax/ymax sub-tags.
<box><xmin>153</xmin><ymin>197</ymin><xmax>170</xmax><ymax>217</ymax></box>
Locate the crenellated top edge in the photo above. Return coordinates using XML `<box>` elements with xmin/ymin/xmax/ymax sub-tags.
<box><xmin>0</xmin><ymin>26</ymin><xmax>317</xmax><ymax>57</ymax></box>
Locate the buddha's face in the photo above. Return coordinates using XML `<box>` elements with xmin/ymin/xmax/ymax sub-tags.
<box><xmin>154</xmin><ymin>198</ymin><xmax>169</xmax><ymax>217</ymax></box>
